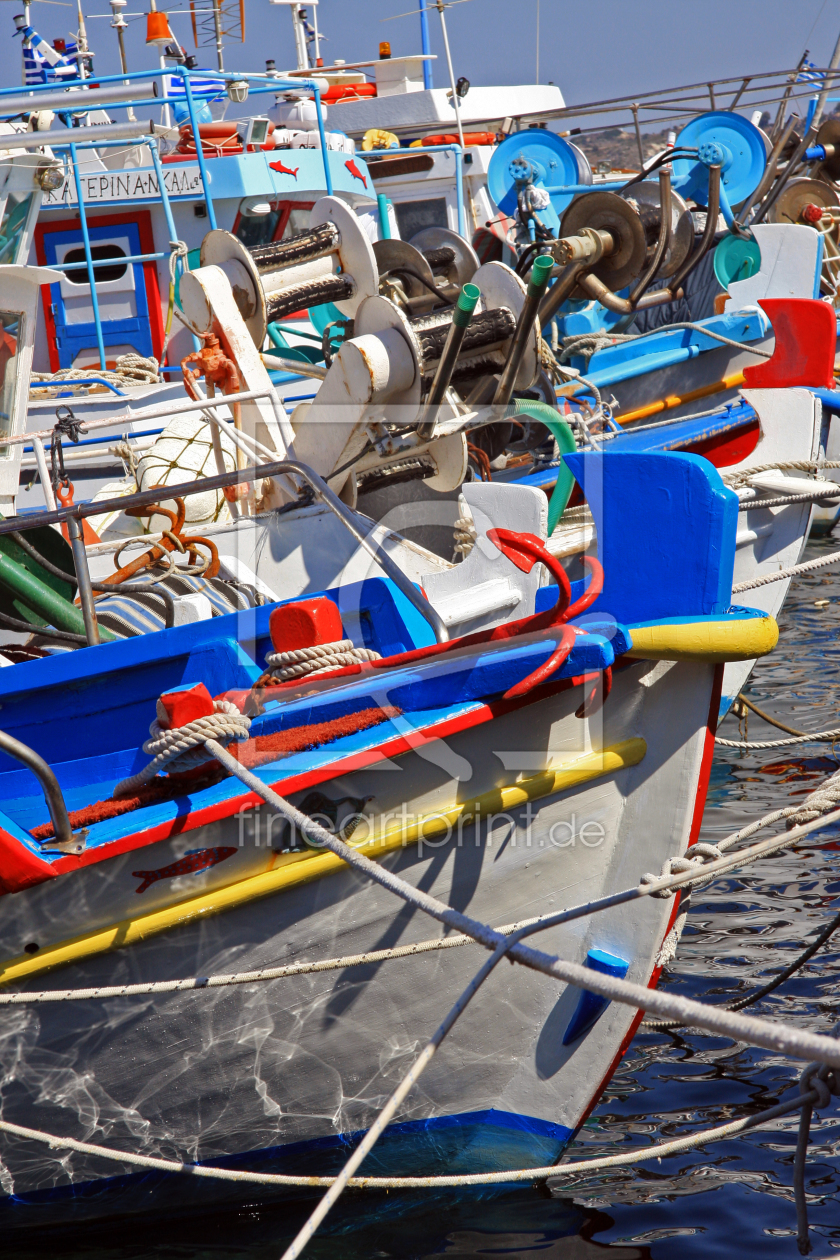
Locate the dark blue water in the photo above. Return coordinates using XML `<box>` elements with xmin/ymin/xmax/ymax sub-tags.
<box><xmin>8</xmin><ymin>539</ymin><xmax>840</xmax><ymax>1259</ymax></box>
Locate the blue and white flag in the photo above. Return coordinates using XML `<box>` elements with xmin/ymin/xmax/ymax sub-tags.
<box><xmin>15</xmin><ymin>24</ymin><xmax>80</xmax><ymax>87</ymax></box>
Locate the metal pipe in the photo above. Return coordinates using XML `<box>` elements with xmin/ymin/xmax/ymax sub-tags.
<box><xmin>68</xmin><ymin>142</ymin><xmax>107</xmax><ymax>373</ymax></box>
<box><xmin>493</xmin><ymin>256</ymin><xmax>554</xmax><ymax>407</ymax></box>
<box><xmin>0</xmin><ymin>120</ymin><xmax>167</xmax><ymax>150</ymax></box>
<box><xmin>418</xmin><ymin>282</ymin><xmax>480</xmax><ymax>438</ymax></box>
<box><xmin>0</xmin><ymin>729</ymin><xmax>77</xmax><ymax>849</ymax></box>
<box><xmin>751</xmin><ymin>124</ymin><xmax>819</xmax><ymax>225</ymax></box>
<box><xmin>739</xmin><ymin>112</ymin><xmax>800</xmax><ymax>225</ymax></box>
<box><xmin>537</xmin><ymin>261</ymin><xmax>589</xmax><ymax>327</ymax></box>
<box><xmin>67</xmin><ymin>516</ymin><xmax>100</xmax><ymax>647</ymax></box>
<box><xmin>2</xmin><ymin>460</ymin><xmax>449</xmax><ymax>645</ymax></box>
<box><xmin>260</xmin><ymin>352</ymin><xmax>327</xmax><ymax>379</ymax></box>
<box><xmin>627</xmin><ymin>167</ymin><xmax>672</xmax><ymax>304</ymax></box>
<box><xmin>576</xmin><ymin>272</ymin><xmax>683</xmax><ymax>313</ymax></box>
<box><xmin>53</xmin><ymin>252</ymin><xmax>167</xmax><ymax>272</ymax></box>
<box><xmin>667</xmin><ymin>163</ymin><xmax>721</xmax><ymax>296</ymax></box>
<box><xmin>180</xmin><ymin>69</ymin><xmax>217</xmax><ymax>229</ymax></box>
<box><xmin>0</xmin><ymin>81</ymin><xmax>159</xmax><ymax>116</ymax></box>
<box><xmin>313</xmin><ymin>88</ymin><xmax>333</xmax><ymax>196</ymax></box>
<box><xmin>31</xmin><ymin>438</ymin><xmax>56</xmax><ymax>512</ymax></box>
<box><xmin>418</xmin><ymin>0</ymin><xmax>433</xmax><ymax>89</ymax></box>
<box><xmin>811</xmin><ymin>26</ymin><xmax>840</xmax><ymax>131</ymax></box>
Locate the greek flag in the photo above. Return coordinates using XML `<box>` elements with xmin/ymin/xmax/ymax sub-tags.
<box><xmin>162</xmin><ymin>71</ymin><xmax>226</xmax><ymax>102</ymax></box>
<box><xmin>16</xmin><ymin>25</ymin><xmax>80</xmax><ymax>87</ymax></box>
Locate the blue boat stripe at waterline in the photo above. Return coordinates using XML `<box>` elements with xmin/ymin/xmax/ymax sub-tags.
<box><xmin>0</xmin><ymin>1108</ymin><xmax>574</xmax><ymax>1211</ymax></box>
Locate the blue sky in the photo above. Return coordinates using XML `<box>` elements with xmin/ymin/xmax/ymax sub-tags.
<box><xmin>2</xmin><ymin>0</ymin><xmax>840</xmax><ymax>127</ymax></box>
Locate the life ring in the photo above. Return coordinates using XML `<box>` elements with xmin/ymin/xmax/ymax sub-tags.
<box><xmin>176</xmin><ymin>120</ymin><xmax>276</xmax><ymax>156</ymax></box>
<box><xmin>421</xmin><ymin>132</ymin><xmax>497</xmax><ymax>147</ymax></box>
<box><xmin>321</xmin><ymin>83</ymin><xmax>377</xmax><ymax>103</ymax></box>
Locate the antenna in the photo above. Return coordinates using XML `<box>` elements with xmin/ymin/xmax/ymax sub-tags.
<box><xmin>189</xmin><ymin>0</ymin><xmax>245</xmax><ymax>72</ymax></box>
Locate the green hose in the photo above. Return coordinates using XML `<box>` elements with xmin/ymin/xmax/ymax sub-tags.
<box><xmin>506</xmin><ymin>399</ymin><xmax>576</xmax><ymax>535</ymax></box>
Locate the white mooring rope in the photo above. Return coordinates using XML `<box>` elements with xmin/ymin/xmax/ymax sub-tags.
<box><xmin>112</xmin><ymin>701</ymin><xmax>250</xmax><ymax>797</ymax></box>
<box><xmin>264</xmin><ymin>639</ymin><xmax>380</xmax><ymax>682</ymax></box>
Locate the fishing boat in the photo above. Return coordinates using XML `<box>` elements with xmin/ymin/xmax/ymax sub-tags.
<box><xmin>0</xmin><ymin>424</ymin><xmax>775</xmax><ymax>1228</ymax></box>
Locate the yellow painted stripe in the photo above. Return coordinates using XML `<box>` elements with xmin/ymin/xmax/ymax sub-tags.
<box><xmin>591</xmin><ymin>370</ymin><xmax>746</xmax><ymax>427</ymax></box>
<box><xmin>627</xmin><ymin>617</ymin><xmax>778</xmax><ymax>663</ymax></box>
<box><xmin>0</xmin><ymin>739</ymin><xmax>646</xmax><ymax>988</ymax></box>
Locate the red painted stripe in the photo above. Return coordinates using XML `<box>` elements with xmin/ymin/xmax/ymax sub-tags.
<box><xmin>47</xmin><ymin>669</ymin><xmax>602</xmax><ymax>879</ymax></box>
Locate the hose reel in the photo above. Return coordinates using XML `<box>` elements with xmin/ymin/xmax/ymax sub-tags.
<box><xmin>620</xmin><ymin>180</ymin><xmax>693</xmax><ymax>278</ymax></box>
<box><xmin>487</xmin><ymin>129</ymin><xmax>593</xmax><ymax>226</ymax></box>
<box><xmin>768</xmin><ymin>176</ymin><xmax>840</xmax><ymax>225</ymax></box>
<box><xmin>559</xmin><ymin>192</ymin><xmax>648</xmax><ymax>295</ymax></box>
<box><xmin>670</xmin><ymin>110</ymin><xmax>766</xmax><ymax>208</ymax></box>
<box><xmin>198</xmin><ymin>195</ymin><xmax>379</xmax><ymax>347</ymax></box>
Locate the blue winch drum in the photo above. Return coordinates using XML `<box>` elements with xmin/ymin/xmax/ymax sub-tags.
<box><xmin>670</xmin><ymin>110</ymin><xmax>767</xmax><ymax>209</ymax></box>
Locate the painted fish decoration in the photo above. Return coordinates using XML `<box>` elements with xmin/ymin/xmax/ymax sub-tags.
<box><xmin>270</xmin><ymin>159</ymin><xmax>299</xmax><ymax>179</ymax></box>
<box><xmin>132</xmin><ymin>846</ymin><xmax>237</xmax><ymax>894</ymax></box>
<box><xmin>345</xmin><ymin>158</ymin><xmax>367</xmax><ymax>188</ymax></box>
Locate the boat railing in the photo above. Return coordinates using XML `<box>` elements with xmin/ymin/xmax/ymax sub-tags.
<box><xmin>3</xmin><ymin>384</ymin><xmax>449</xmax><ymax>648</ymax></box>
<box><xmin>2</xmin><ymin>66</ymin><xmax>335</xmax><ymax>373</ymax></box>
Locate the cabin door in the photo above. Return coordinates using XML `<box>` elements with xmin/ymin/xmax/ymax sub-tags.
<box><xmin>35</xmin><ymin>212</ymin><xmax>163</xmax><ymax>371</ymax></box>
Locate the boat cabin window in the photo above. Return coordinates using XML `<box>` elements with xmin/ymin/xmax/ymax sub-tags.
<box><xmin>0</xmin><ymin>310</ymin><xmax>21</xmax><ymax>444</ymax></box>
<box><xmin>393</xmin><ymin>197</ymin><xmax>448</xmax><ymax>240</ymax></box>
<box><xmin>61</xmin><ymin>244</ymin><xmax>128</xmax><ymax>285</ymax></box>
<box><xmin>0</xmin><ymin>192</ymin><xmax>34</xmax><ymax>265</ymax></box>
<box><xmin>234</xmin><ymin>201</ymin><xmax>316</xmax><ymax>250</ymax></box>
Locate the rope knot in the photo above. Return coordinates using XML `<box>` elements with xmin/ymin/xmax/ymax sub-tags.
<box><xmin>113</xmin><ymin>699</ymin><xmax>251</xmax><ymax>798</ymax></box>
<box><xmin>640</xmin><ymin>842</ymin><xmax>723</xmax><ymax>898</ymax></box>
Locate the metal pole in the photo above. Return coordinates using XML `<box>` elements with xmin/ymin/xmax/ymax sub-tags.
<box><xmin>68</xmin><ymin>141</ymin><xmax>107</xmax><ymax>372</ymax></box>
<box><xmin>436</xmin><ymin>0</ymin><xmax>465</xmax><ymax>151</ymax></box>
<box><xmin>535</xmin><ymin>0</ymin><xmax>539</xmax><ymax>83</ymax></box>
<box><xmin>31</xmin><ymin>438</ymin><xmax>56</xmax><ymax>512</ymax></box>
<box><xmin>631</xmin><ymin>104</ymin><xmax>644</xmax><ymax>168</ymax></box>
<box><xmin>212</xmin><ymin>0</ymin><xmax>224</xmax><ymax>71</ymax></box>
<box><xmin>66</xmin><ymin>516</ymin><xmax>100</xmax><ymax>646</ymax></box>
<box><xmin>419</xmin><ymin>282</ymin><xmax>479</xmax><ymax>437</ymax></box>
<box><xmin>312</xmin><ymin>88</ymin><xmax>333</xmax><ymax>195</ymax></box>
<box><xmin>493</xmin><ymin>255</ymin><xmax>553</xmax><ymax>407</ymax></box>
<box><xmin>0</xmin><ymin>729</ymin><xmax>77</xmax><ymax>848</ymax></box>
<box><xmin>418</xmin><ymin>0</ymin><xmax>432</xmax><ymax>89</ymax></box>
<box><xmin>181</xmin><ymin>69</ymin><xmax>217</xmax><ymax>228</ymax></box>
<box><xmin>811</xmin><ymin>25</ymin><xmax>840</xmax><ymax>131</ymax></box>
<box><xmin>455</xmin><ymin>147</ymin><xmax>465</xmax><ymax>237</ymax></box>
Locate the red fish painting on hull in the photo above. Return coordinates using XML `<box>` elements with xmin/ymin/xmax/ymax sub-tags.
<box><xmin>345</xmin><ymin>158</ymin><xmax>367</xmax><ymax>188</ymax></box>
<box><xmin>132</xmin><ymin>846</ymin><xmax>237</xmax><ymax>894</ymax></box>
<box><xmin>270</xmin><ymin>159</ymin><xmax>299</xmax><ymax>179</ymax></box>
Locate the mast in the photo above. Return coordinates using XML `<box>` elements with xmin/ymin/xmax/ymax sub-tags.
<box><xmin>418</xmin><ymin>0</ymin><xmax>432</xmax><ymax>89</ymax></box>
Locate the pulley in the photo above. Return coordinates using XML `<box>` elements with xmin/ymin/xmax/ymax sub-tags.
<box><xmin>373</xmin><ymin>239</ymin><xmax>441</xmax><ymax>308</ymax></box>
<box><xmin>768</xmin><ymin>176</ymin><xmax>840</xmax><ymax>225</ymax></box>
<box><xmin>487</xmin><ymin>129</ymin><xmax>592</xmax><ymax>227</ymax></box>
<box><xmin>620</xmin><ymin>179</ymin><xmax>693</xmax><ymax>278</ymax></box>
<box><xmin>671</xmin><ymin>110</ymin><xmax>766</xmax><ymax>208</ymax></box>
<box><xmin>408</xmin><ymin>226</ymin><xmax>480</xmax><ymax>288</ymax></box>
<box><xmin>559</xmin><ymin>192</ymin><xmax>648</xmax><ymax>294</ymax></box>
<box><xmin>812</xmin><ymin>117</ymin><xmax>840</xmax><ymax>183</ymax></box>
<box><xmin>198</xmin><ymin>196</ymin><xmax>379</xmax><ymax>347</ymax></box>
<box><xmin>713</xmin><ymin>234</ymin><xmax>762</xmax><ymax>289</ymax></box>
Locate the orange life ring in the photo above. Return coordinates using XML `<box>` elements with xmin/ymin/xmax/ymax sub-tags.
<box><xmin>176</xmin><ymin>120</ymin><xmax>275</xmax><ymax>156</ymax></box>
<box><xmin>422</xmin><ymin>132</ymin><xmax>497</xmax><ymax>147</ymax></box>
<box><xmin>321</xmin><ymin>83</ymin><xmax>377</xmax><ymax>103</ymax></box>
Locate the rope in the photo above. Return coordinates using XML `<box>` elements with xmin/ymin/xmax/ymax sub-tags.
<box><xmin>112</xmin><ymin>701</ymin><xmax>250</xmax><ymax>798</ymax></box>
<box><xmin>0</xmin><ymin>1082</ymin><xmax>831</xmax><ymax>1193</ymax></box>
<box><xmin>722</xmin><ymin>460</ymin><xmax>840</xmax><ymax>489</ymax></box>
<box><xmin>716</xmin><ymin>727</ymin><xmax>840</xmax><ymax>749</ymax></box>
<box><xmin>736</xmin><ymin>693</ymin><xmax>809</xmax><ymax>737</ymax></box>
<box><xmin>0</xmin><ymin>1081</ymin><xmax>826</xmax><ymax>1190</ymax></box>
<box><xmin>786</xmin><ymin>766</ymin><xmax>840</xmax><ymax>828</ymax></box>
<box><xmin>557</xmin><ymin>321</ymin><xmax>775</xmax><ymax>370</ymax></box>
<box><xmin>160</xmin><ymin>240</ymin><xmax>189</xmax><ymax>369</ymax></box>
<box><xmin>30</xmin><ymin>352</ymin><xmax>161</xmax><ymax>395</ymax></box>
<box><xmin>731</xmin><ymin>547</ymin><xmax>840</xmax><ymax>592</ymax></box>
<box><xmin>737</xmin><ymin>486</ymin><xmax>840</xmax><ymax>511</ymax></box>
<box><xmin>640</xmin><ymin>842</ymin><xmax>723</xmax><ymax>898</ymax></box>
<box><xmin>263</xmin><ymin>639</ymin><xmax>380</xmax><ymax>682</ymax></box>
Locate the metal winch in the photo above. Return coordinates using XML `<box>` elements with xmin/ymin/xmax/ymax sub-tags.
<box><xmin>197</xmin><ymin>195</ymin><xmax>380</xmax><ymax>346</ymax></box>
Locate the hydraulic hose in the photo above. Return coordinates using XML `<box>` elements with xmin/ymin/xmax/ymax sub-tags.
<box><xmin>504</xmin><ymin>399</ymin><xmax>577</xmax><ymax>533</ymax></box>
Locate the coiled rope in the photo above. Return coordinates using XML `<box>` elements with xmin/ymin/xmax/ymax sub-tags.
<box><xmin>264</xmin><ymin>639</ymin><xmax>380</xmax><ymax>682</ymax></box>
<box><xmin>30</xmin><ymin>352</ymin><xmax>161</xmax><ymax>395</ymax></box>
<box><xmin>112</xmin><ymin>700</ymin><xmax>250</xmax><ymax>797</ymax></box>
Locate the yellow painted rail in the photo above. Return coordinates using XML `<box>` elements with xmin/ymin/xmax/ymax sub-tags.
<box><xmin>0</xmin><ymin>739</ymin><xmax>647</xmax><ymax>987</ymax></box>
<box><xmin>627</xmin><ymin>616</ymin><xmax>778</xmax><ymax>663</ymax></box>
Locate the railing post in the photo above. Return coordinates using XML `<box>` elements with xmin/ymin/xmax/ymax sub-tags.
<box><xmin>68</xmin><ymin>141</ymin><xmax>107</xmax><ymax>372</ymax></box>
<box><xmin>181</xmin><ymin>68</ymin><xmax>217</xmax><ymax>229</ymax></box>
<box><xmin>67</xmin><ymin>515</ymin><xmax>101</xmax><ymax>646</ymax></box>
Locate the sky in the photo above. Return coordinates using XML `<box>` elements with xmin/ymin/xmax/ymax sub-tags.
<box><xmin>2</xmin><ymin>0</ymin><xmax>840</xmax><ymax>128</ymax></box>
